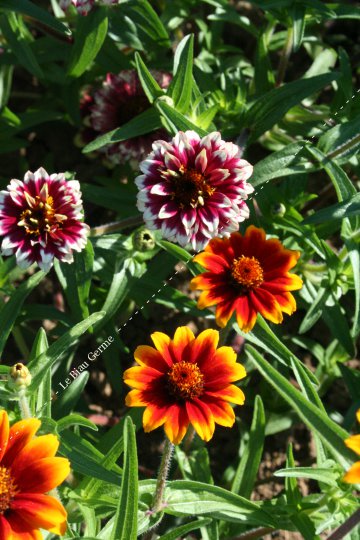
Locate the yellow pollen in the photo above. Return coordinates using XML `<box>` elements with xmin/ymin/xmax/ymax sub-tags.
<box><xmin>167</xmin><ymin>361</ymin><xmax>204</xmax><ymax>400</ymax></box>
<box><xmin>18</xmin><ymin>195</ymin><xmax>60</xmax><ymax>236</ymax></box>
<box><xmin>171</xmin><ymin>166</ymin><xmax>215</xmax><ymax>209</ymax></box>
<box><xmin>231</xmin><ymin>255</ymin><xmax>264</xmax><ymax>289</ymax></box>
<box><xmin>0</xmin><ymin>466</ymin><xmax>17</xmax><ymax>514</ymax></box>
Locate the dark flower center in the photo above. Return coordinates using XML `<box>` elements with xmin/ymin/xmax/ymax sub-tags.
<box><xmin>171</xmin><ymin>166</ymin><xmax>215</xmax><ymax>209</ymax></box>
<box><xmin>231</xmin><ymin>256</ymin><xmax>264</xmax><ymax>291</ymax></box>
<box><xmin>167</xmin><ymin>361</ymin><xmax>204</xmax><ymax>400</ymax></box>
<box><xmin>18</xmin><ymin>193</ymin><xmax>65</xmax><ymax>236</ymax></box>
<box><xmin>0</xmin><ymin>466</ymin><xmax>17</xmax><ymax>514</ymax></box>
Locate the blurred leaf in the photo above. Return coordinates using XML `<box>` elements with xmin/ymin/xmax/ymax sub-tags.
<box><xmin>57</xmin><ymin>414</ymin><xmax>98</xmax><ymax>432</ymax></box>
<box><xmin>231</xmin><ymin>395</ymin><xmax>265</xmax><ymax>498</ymax></box>
<box><xmin>168</xmin><ymin>34</ymin><xmax>194</xmax><ymax>113</ymax></box>
<box><xmin>83</xmin><ymin>108</ymin><xmax>161</xmax><ymax>153</ymax></box>
<box><xmin>253</xmin><ymin>29</ymin><xmax>275</xmax><ymax>94</ymax></box>
<box><xmin>158</xmin><ymin>518</ymin><xmax>212</xmax><ymax>540</ymax></box>
<box><xmin>246</xmin><ymin>73</ymin><xmax>340</xmax><ymax>141</ymax></box>
<box><xmin>0</xmin><ymin>0</ymin><xmax>70</xmax><ymax>35</ymax></box>
<box><xmin>346</xmin><ymin>238</ymin><xmax>360</xmax><ymax>338</ymax></box>
<box><xmin>246</xmin><ymin>345</ymin><xmax>353</xmax><ymax>468</ymax></box>
<box><xmin>303</xmin><ymin>194</ymin><xmax>360</xmax><ymax>224</ymax></box>
<box><xmin>93</xmin><ymin>268</ymin><xmax>129</xmax><ymax>331</ymax></box>
<box><xmin>0</xmin><ymin>271</ymin><xmax>45</xmax><ymax>357</ymax></box>
<box><xmin>299</xmin><ymin>287</ymin><xmax>328</xmax><ymax>333</ymax></box>
<box><xmin>290</xmin><ymin>3</ymin><xmax>306</xmax><ymax>52</ymax></box>
<box><xmin>28</xmin><ymin>311</ymin><xmax>105</xmax><ymax>391</ymax></box>
<box><xmin>318</xmin><ymin>115</ymin><xmax>360</xmax><ymax>159</ymax></box>
<box><xmin>0</xmin><ymin>12</ymin><xmax>44</xmax><ymax>78</ymax></box>
<box><xmin>52</xmin><ymin>371</ymin><xmax>89</xmax><ymax>419</ymax></box>
<box><xmin>67</xmin><ymin>8</ymin><xmax>108</xmax><ymax>77</ymax></box>
<box><xmin>29</xmin><ymin>329</ymin><xmax>51</xmax><ymax>417</ymax></box>
<box><xmin>275</xmin><ymin>466</ymin><xmax>339</xmax><ymax>488</ymax></box>
<box><xmin>116</xmin><ymin>0</ymin><xmax>170</xmax><ymax>48</ymax></box>
<box><xmin>0</xmin><ymin>64</ymin><xmax>13</xmax><ymax>109</ymax></box>
<box><xmin>110</xmin><ymin>417</ymin><xmax>138</xmax><ymax>540</ymax></box>
<box><xmin>55</xmin><ymin>240</ymin><xmax>94</xmax><ymax>323</ymax></box>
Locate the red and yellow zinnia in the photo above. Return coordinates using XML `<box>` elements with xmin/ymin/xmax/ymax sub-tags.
<box><xmin>0</xmin><ymin>410</ymin><xmax>69</xmax><ymax>539</ymax></box>
<box><xmin>124</xmin><ymin>327</ymin><xmax>246</xmax><ymax>444</ymax></box>
<box><xmin>190</xmin><ymin>225</ymin><xmax>303</xmax><ymax>333</ymax></box>
<box><xmin>344</xmin><ymin>409</ymin><xmax>360</xmax><ymax>484</ymax></box>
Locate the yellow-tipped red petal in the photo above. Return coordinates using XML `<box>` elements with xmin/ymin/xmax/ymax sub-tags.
<box><xmin>125</xmin><ymin>389</ymin><xmax>149</xmax><ymax>407</ymax></box>
<box><xmin>150</xmin><ymin>332</ymin><xmax>173</xmax><ymax>365</ymax></box>
<box><xmin>171</xmin><ymin>326</ymin><xmax>195</xmax><ymax>361</ymax></box>
<box><xmin>186</xmin><ymin>399</ymin><xmax>215</xmax><ymax>442</ymax></box>
<box><xmin>164</xmin><ymin>404</ymin><xmax>189</xmax><ymax>445</ymax></box>
<box><xmin>10</xmin><ymin>494</ymin><xmax>67</xmax><ymax>536</ymax></box>
<box><xmin>134</xmin><ymin>345</ymin><xmax>169</xmax><ymax>372</ymax></box>
<box><xmin>12</xmin><ymin>435</ymin><xmax>60</xmax><ymax>474</ymax></box>
<box><xmin>3</xmin><ymin>419</ymin><xmax>41</xmax><ymax>467</ymax></box>
<box><xmin>15</xmin><ymin>457</ymin><xmax>70</xmax><ymax>493</ymax></box>
<box><xmin>203</xmin><ymin>397</ymin><xmax>235</xmax><ymax>427</ymax></box>
<box><xmin>0</xmin><ymin>410</ymin><xmax>9</xmax><ymax>462</ymax></box>
<box><xmin>345</xmin><ymin>434</ymin><xmax>360</xmax><ymax>456</ymax></box>
<box><xmin>193</xmin><ymin>252</ymin><xmax>230</xmax><ymax>272</ymax></box>
<box><xmin>143</xmin><ymin>404</ymin><xmax>168</xmax><ymax>432</ymax></box>
<box><xmin>206</xmin><ymin>385</ymin><xmax>245</xmax><ymax>405</ymax></box>
<box><xmin>123</xmin><ymin>366</ymin><xmax>163</xmax><ymax>390</ymax></box>
<box><xmin>250</xmin><ymin>289</ymin><xmax>283</xmax><ymax>325</ymax></box>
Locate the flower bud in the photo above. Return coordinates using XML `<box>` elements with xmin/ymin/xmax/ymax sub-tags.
<box><xmin>132</xmin><ymin>228</ymin><xmax>156</xmax><ymax>252</ymax></box>
<box><xmin>8</xmin><ymin>363</ymin><xmax>32</xmax><ymax>389</ymax></box>
<box><xmin>271</xmin><ymin>203</ymin><xmax>286</xmax><ymax>217</ymax></box>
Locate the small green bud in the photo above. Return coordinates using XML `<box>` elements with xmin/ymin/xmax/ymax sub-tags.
<box><xmin>8</xmin><ymin>363</ymin><xmax>32</xmax><ymax>389</ymax></box>
<box><xmin>132</xmin><ymin>228</ymin><xmax>156</xmax><ymax>252</ymax></box>
<box><xmin>271</xmin><ymin>203</ymin><xmax>286</xmax><ymax>217</ymax></box>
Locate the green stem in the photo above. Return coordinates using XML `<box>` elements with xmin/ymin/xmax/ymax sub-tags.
<box><xmin>89</xmin><ymin>215</ymin><xmax>144</xmax><ymax>237</ymax></box>
<box><xmin>151</xmin><ymin>438</ymin><xmax>174</xmax><ymax>513</ymax></box>
<box><xmin>18</xmin><ymin>389</ymin><xmax>32</xmax><ymax>419</ymax></box>
<box><xmin>276</xmin><ymin>25</ymin><xmax>293</xmax><ymax>86</ymax></box>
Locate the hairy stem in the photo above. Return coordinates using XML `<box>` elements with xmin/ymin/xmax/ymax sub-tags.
<box><xmin>18</xmin><ymin>389</ymin><xmax>32</xmax><ymax>419</ymax></box>
<box><xmin>152</xmin><ymin>438</ymin><xmax>174</xmax><ymax>513</ymax></box>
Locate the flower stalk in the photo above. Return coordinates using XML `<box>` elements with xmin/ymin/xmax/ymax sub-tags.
<box><xmin>151</xmin><ymin>437</ymin><xmax>174</xmax><ymax>514</ymax></box>
<box><xmin>89</xmin><ymin>215</ymin><xmax>144</xmax><ymax>237</ymax></box>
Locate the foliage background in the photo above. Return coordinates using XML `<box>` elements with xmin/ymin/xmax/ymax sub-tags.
<box><xmin>0</xmin><ymin>0</ymin><xmax>359</xmax><ymax>538</ymax></box>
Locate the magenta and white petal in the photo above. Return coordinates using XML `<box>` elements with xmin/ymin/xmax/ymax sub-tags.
<box><xmin>135</xmin><ymin>130</ymin><xmax>253</xmax><ymax>250</ymax></box>
<box><xmin>0</xmin><ymin>168</ymin><xmax>89</xmax><ymax>271</ymax></box>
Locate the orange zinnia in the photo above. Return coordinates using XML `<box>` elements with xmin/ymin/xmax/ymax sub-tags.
<box><xmin>190</xmin><ymin>225</ymin><xmax>303</xmax><ymax>333</ymax></box>
<box><xmin>124</xmin><ymin>327</ymin><xmax>246</xmax><ymax>444</ymax></box>
<box><xmin>0</xmin><ymin>410</ymin><xmax>69</xmax><ymax>539</ymax></box>
<box><xmin>344</xmin><ymin>409</ymin><xmax>360</xmax><ymax>484</ymax></box>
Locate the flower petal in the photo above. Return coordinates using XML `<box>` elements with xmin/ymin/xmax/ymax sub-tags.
<box><xmin>150</xmin><ymin>332</ymin><xmax>174</xmax><ymax>366</ymax></box>
<box><xmin>14</xmin><ymin>457</ymin><xmax>70</xmax><ymax>493</ymax></box>
<box><xmin>3</xmin><ymin>419</ymin><xmax>41</xmax><ymax>467</ymax></box>
<box><xmin>12</xmin><ymin>435</ymin><xmax>60</xmax><ymax>474</ymax></box>
<box><xmin>187</xmin><ymin>329</ymin><xmax>219</xmax><ymax>366</ymax></box>
<box><xmin>235</xmin><ymin>295</ymin><xmax>258</xmax><ymax>333</ymax></box>
<box><xmin>143</xmin><ymin>403</ymin><xmax>169</xmax><ymax>432</ymax></box>
<box><xmin>134</xmin><ymin>345</ymin><xmax>169</xmax><ymax>372</ymax></box>
<box><xmin>345</xmin><ymin>434</ymin><xmax>360</xmax><ymax>456</ymax></box>
<box><xmin>249</xmin><ymin>289</ymin><xmax>283</xmax><ymax>325</ymax></box>
<box><xmin>171</xmin><ymin>326</ymin><xmax>195</xmax><ymax>362</ymax></box>
<box><xmin>206</xmin><ymin>384</ymin><xmax>246</xmax><ymax>405</ymax></box>
<box><xmin>0</xmin><ymin>410</ymin><xmax>9</xmax><ymax>462</ymax></box>
<box><xmin>164</xmin><ymin>404</ymin><xmax>189</xmax><ymax>444</ymax></box>
<box><xmin>343</xmin><ymin>461</ymin><xmax>360</xmax><ymax>484</ymax></box>
<box><xmin>193</xmin><ymin>252</ymin><xmax>230</xmax><ymax>273</ymax></box>
<box><xmin>11</xmin><ymin>494</ymin><xmax>67</xmax><ymax>535</ymax></box>
<box><xmin>202</xmin><ymin>396</ymin><xmax>235</xmax><ymax>428</ymax></box>
<box><xmin>123</xmin><ymin>366</ymin><xmax>163</xmax><ymax>390</ymax></box>
<box><xmin>186</xmin><ymin>399</ymin><xmax>215</xmax><ymax>442</ymax></box>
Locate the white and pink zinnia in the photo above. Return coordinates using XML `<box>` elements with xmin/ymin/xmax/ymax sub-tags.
<box><xmin>0</xmin><ymin>168</ymin><xmax>89</xmax><ymax>272</ymax></box>
<box><xmin>135</xmin><ymin>131</ymin><xmax>254</xmax><ymax>250</ymax></box>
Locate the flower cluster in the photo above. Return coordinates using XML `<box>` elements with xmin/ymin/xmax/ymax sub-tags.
<box><xmin>79</xmin><ymin>70</ymin><xmax>171</xmax><ymax>165</ymax></box>
<box><xmin>191</xmin><ymin>225</ymin><xmax>303</xmax><ymax>332</ymax></box>
<box><xmin>124</xmin><ymin>327</ymin><xmax>246</xmax><ymax>444</ymax></box>
<box><xmin>60</xmin><ymin>0</ymin><xmax>118</xmax><ymax>15</ymax></box>
<box><xmin>136</xmin><ymin>130</ymin><xmax>254</xmax><ymax>250</ymax></box>
<box><xmin>0</xmin><ymin>167</ymin><xmax>89</xmax><ymax>272</ymax></box>
<box><xmin>0</xmin><ymin>410</ymin><xmax>69</xmax><ymax>538</ymax></box>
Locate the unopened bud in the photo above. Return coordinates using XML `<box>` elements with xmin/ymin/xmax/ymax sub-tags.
<box><xmin>271</xmin><ymin>203</ymin><xmax>286</xmax><ymax>217</ymax></box>
<box><xmin>132</xmin><ymin>228</ymin><xmax>156</xmax><ymax>252</ymax></box>
<box><xmin>9</xmin><ymin>363</ymin><xmax>32</xmax><ymax>389</ymax></box>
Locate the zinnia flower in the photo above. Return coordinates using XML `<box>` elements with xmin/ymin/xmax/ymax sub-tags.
<box><xmin>0</xmin><ymin>410</ymin><xmax>69</xmax><ymax>538</ymax></box>
<box><xmin>81</xmin><ymin>70</ymin><xmax>171</xmax><ymax>165</ymax></box>
<box><xmin>0</xmin><ymin>167</ymin><xmax>89</xmax><ymax>272</ymax></box>
<box><xmin>344</xmin><ymin>409</ymin><xmax>360</xmax><ymax>483</ymax></box>
<box><xmin>60</xmin><ymin>0</ymin><xmax>117</xmax><ymax>15</ymax></box>
<box><xmin>190</xmin><ymin>225</ymin><xmax>303</xmax><ymax>332</ymax></box>
<box><xmin>124</xmin><ymin>326</ymin><xmax>246</xmax><ymax>444</ymax></box>
<box><xmin>135</xmin><ymin>130</ymin><xmax>254</xmax><ymax>250</ymax></box>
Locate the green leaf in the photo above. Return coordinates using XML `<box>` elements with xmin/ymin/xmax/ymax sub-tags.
<box><xmin>52</xmin><ymin>371</ymin><xmax>89</xmax><ymax>419</ymax></box>
<box><xmin>110</xmin><ymin>417</ymin><xmax>138</xmax><ymax>540</ymax></box>
<box><xmin>303</xmin><ymin>193</ymin><xmax>360</xmax><ymax>224</ymax></box>
<box><xmin>299</xmin><ymin>287</ymin><xmax>328</xmax><ymax>333</ymax></box>
<box><xmin>167</xmin><ymin>34</ymin><xmax>194</xmax><ymax>113</ymax></box>
<box><xmin>253</xmin><ymin>30</ymin><xmax>275</xmax><ymax>94</ymax></box>
<box><xmin>135</xmin><ymin>52</ymin><xmax>165</xmax><ymax>103</ymax></box>
<box><xmin>83</xmin><ymin>108</ymin><xmax>161</xmax><ymax>153</ymax></box>
<box><xmin>60</xmin><ymin>430</ymin><xmax>123</xmax><ymax>486</ymax></box>
<box><xmin>164</xmin><ymin>480</ymin><xmax>276</xmax><ymax>527</ymax></box>
<box><xmin>317</xmin><ymin>116</ymin><xmax>360</xmax><ymax>159</ymax></box>
<box><xmin>231</xmin><ymin>395</ymin><xmax>265</xmax><ymax>498</ymax></box>
<box><xmin>346</xmin><ymin>238</ymin><xmax>360</xmax><ymax>338</ymax></box>
<box><xmin>0</xmin><ymin>13</ymin><xmax>44</xmax><ymax>79</ymax></box>
<box><xmin>55</xmin><ymin>240</ymin><xmax>94</xmax><ymax>323</ymax></box>
<box><xmin>67</xmin><ymin>8</ymin><xmax>108</xmax><ymax>77</ymax></box>
<box><xmin>156</xmin><ymin>100</ymin><xmax>208</xmax><ymax>136</ymax></box>
<box><xmin>57</xmin><ymin>414</ymin><xmax>98</xmax><ymax>432</ymax></box>
<box><xmin>28</xmin><ymin>311</ymin><xmax>105</xmax><ymax>391</ymax></box>
<box><xmin>158</xmin><ymin>518</ymin><xmax>212</xmax><ymax>540</ymax></box>
<box><xmin>158</xmin><ymin>240</ymin><xmax>199</xmax><ymax>276</ymax></box>
<box><xmin>246</xmin><ymin>73</ymin><xmax>340</xmax><ymax>141</ymax></box>
<box><xmin>291</xmin><ymin>3</ymin><xmax>306</xmax><ymax>52</ymax></box>
<box><xmin>93</xmin><ymin>268</ymin><xmax>129</xmax><ymax>331</ymax></box>
<box><xmin>275</xmin><ymin>466</ymin><xmax>339</xmax><ymax>488</ymax></box>
<box><xmin>246</xmin><ymin>345</ymin><xmax>353</xmax><ymax>467</ymax></box>
<box><xmin>30</xmin><ymin>329</ymin><xmax>51</xmax><ymax>417</ymax></box>
<box><xmin>0</xmin><ymin>64</ymin><xmax>13</xmax><ymax>109</ymax></box>
<box><xmin>0</xmin><ymin>0</ymin><xmax>70</xmax><ymax>35</ymax></box>
<box><xmin>0</xmin><ymin>271</ymin><xmax>45</xmax><ymax>357</ymax></box>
